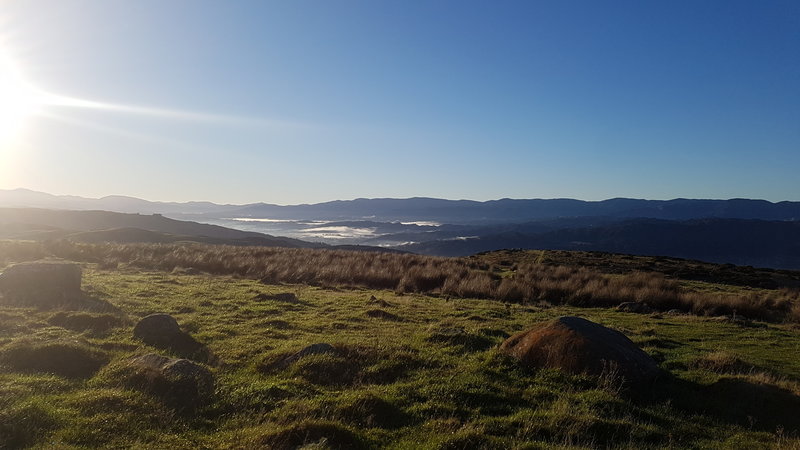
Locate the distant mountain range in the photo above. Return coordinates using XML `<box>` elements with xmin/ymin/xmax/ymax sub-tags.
<box><xmin>2</xmin><ymin>189</ymin><xmax>799</xmax><ymax>223</ymax></box>
<box><xmin>0</xmin><ymin>189</ymin><xmax>242</xmax><ymax>216</ymax></box>
<box><xmin>1</xmin><ymin>189</ymin><xmax>799</xmax><ymax>269</ymax></box>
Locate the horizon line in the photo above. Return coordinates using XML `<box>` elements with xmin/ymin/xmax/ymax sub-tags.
<box><xmin>1</xmin><ymin>187</ymin><xmax>798</xmax><ymax>207</ymax></box>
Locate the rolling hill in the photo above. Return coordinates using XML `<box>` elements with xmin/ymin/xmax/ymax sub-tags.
<box><xmin>400</xmin><ymin>218</ymin><xmax>800</xmax><ymax>269</ymax></box>
<box><xmin>0</xmin><ymin>208</ymin><xmax>317</xmax><ymax>248</ymax></box>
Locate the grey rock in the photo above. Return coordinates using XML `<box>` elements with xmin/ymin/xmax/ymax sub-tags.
<box><xmin>127</xmin><ymin>353</ymin><xmax>214</xmax><ymax>410</ymax></box>
<box><xmin>0</xmin><ymin>261</ymin><xmax>82</xmax><ymax>306</ymax></box>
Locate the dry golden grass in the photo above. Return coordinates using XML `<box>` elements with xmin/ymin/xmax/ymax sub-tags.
<box><xmin>691</xmin><ymin>350</ymin><xmax>754</xmax><ymax>374</ymax></box>
<box><xmin>3</xmin><ymin>240</ymin><xmax>799</xmax><ymax>322</ymax></box>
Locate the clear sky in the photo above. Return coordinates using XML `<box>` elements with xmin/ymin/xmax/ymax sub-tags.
<box><xmin>0</xmin><ymin>0</ymin><xmax>797</xmax><ymax>204</ymax></box>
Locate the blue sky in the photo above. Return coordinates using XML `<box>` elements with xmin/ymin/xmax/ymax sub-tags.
<box><xmin>0</xmin><ymin>0</ymin><xmax>797</xmax><ymax>204</ymax></box>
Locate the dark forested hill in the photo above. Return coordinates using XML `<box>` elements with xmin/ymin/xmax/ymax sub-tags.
<box><xmin>223</xmin><ymin>197</ymin><xmax>800</xmax><ymax>223</ymax></box>
<box><xmin>400</xmin><ymin>218</ymin><xmax>800</xmax><ymax>269</ymax></box>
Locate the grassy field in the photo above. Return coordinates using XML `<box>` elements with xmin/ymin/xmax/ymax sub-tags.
<box><xmin>1</xmin><ymin>246</ymin><xmax>800</xmax><ymax>448</ymax></box>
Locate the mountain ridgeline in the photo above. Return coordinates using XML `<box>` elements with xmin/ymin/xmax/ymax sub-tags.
<box><xmin>1</xmin><ymin>189</ymin><xmax>799</xmax><ymax>269</ymax></box>
<box><xmin>2</xmin><ymin>189</ymin><xmax>800</xmax><ymax>223</ymax></box>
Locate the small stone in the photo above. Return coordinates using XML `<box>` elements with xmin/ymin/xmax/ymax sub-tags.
<box><xmin>133</xmin><ymin>314</ymin><xmax>214</xmax><ymax>363</ymax></box>
<box><xmin>616</xmin><ymin>302</ymin><xmax>654</xmax><ymax>314</ymax></box>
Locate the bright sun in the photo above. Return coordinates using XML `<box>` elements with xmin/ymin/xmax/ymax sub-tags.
<box><xmin>0</xmin><ymin>53</ymin><xmax>44</xmax><ymax>142</ymax></box>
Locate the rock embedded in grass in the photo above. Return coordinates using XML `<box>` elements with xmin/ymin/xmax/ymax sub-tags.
<box><xmin>0</xmin><ymin>261</ymin><xmax>83</xmax><ymax>306</ymax></box>
<box><xmin>368</xmin><ymin>295</ymin><xmax>393</xmax><ymax>307</ymax></box>
<box><xmin>133</xmin><ymin>313</ymin><xmax>215</xmax><ymax>363</ymax></box>
<box><xmin>499</xmin><ymin>316</ymin><xmax>659</xmax><ymax>386</ymax></box>
<box><xmin>133</xmin><ymin>314</ymin><xmax>183</xmax><ymax>346</ymax></box>
<box><xmin>0</xmin><ymin>261</ymin><xmax>119</xmax><ymax>312</ymax></box>
<box><xmin>616</xmin><ymin>302</ymin><xmax>654</xmax><ymax>314</ymax></box>
<box><xmin>125</xmin><ymin>353</ymin><xmax>214</xmax><ymax>411</ymax></box>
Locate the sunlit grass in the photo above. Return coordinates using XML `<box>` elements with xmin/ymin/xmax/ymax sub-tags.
<box><xmin>0</xmin><ymin>259</ymin><xmax>799</xmax><ymax>447</ymax></box>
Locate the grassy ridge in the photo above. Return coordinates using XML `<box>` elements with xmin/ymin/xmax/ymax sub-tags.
<box><xmin>3</xmin><ymin>240</ymin><xmax>799</xmax><ymax>323</ymax></box>
<box><xmin>0</xmin><ymin>243</ymin><xmax>799</xmax><ymax>447</ymax></box>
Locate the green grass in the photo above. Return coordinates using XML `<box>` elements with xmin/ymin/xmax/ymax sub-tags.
<box><xmin>1</xmin><ymin>262</ymin><xmax>800</xmax><ymax>448</ymax></box>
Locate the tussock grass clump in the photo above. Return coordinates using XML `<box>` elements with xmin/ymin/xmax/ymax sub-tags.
<box><xmin>56</xmin><ymin>388</ymin><xmax>178</xmax><ymax>446</ymax></box>
<box><xmin>47</xmin><ymin>311</ymin><xmax>125</xmax><ymax>336</ymax></box>
<box><xmin>0</xmin><ymin>339</ymin><xmax>109</xmax><ymax>379</ymax></box>
<box><xmin>690</xmin><ymin>351</ymin><xmax>756</xmax><ymax>374</ymax></box>
<box><xmin>0</xmin><ymin>400</ymin><xmax>60</xmax><ymax>448</ymax></box>
<box><xmin>334</xmin><ymin>392</ymin><xmax>409</xmax><ymax>429</ymax></box>
<box><xmin>290</xmin><ymin>353</ymin><xmax>360</xmax><ymax>386</ymax></box>
<box><xmin>426</xmin><ymin>325</ymin><xmax>494</xmax><ymax>352</ymax></box>
<box><xmin>260</xmin><ymin>344</ymin><xmax>426</xmax><ymax>386</ymax></box>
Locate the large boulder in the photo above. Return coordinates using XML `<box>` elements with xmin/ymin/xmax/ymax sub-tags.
<box><xmin>125</xmin><ymin>353</ymin><xmax>214</xmax><ymax>410</ymax></box>
<box><xmin>499</xmin><ymin>316</ymin><xmax>659</xmax><ymax>385</ymax></box>
<box><xmin>133</xmin><ymin>314</ymin><xmax>182</xmax><ymax>347</ymax></box>
<box><xmin>133</xmin><ymin>314</ymin><xmax>215</xmax><ymax>363</ymax></box>
<box><xmin>0</xmin><ymin>261</ymin><xmax>82</xmax><ymax>306</ymax></box>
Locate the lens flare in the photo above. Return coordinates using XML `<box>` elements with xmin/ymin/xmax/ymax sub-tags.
<box><xmin>0</xmin><ymin>53</ymin><xmax>45</xmax><ymax>142</ymax></box>
<box><xmin>0</xmin><ymin>47</ymin><xmax>303</xmax><ymax>150</ymax></box>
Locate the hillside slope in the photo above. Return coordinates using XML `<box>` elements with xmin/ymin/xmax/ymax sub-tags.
<box><xmin>401</xmin><ymin>218</ymin><xmax>800</xmax><ymax>269</ymax></box>
<box><xmin>0</xmin><ymin>208</ymin><xmax>317</xmax><ymax>248</ymax></box>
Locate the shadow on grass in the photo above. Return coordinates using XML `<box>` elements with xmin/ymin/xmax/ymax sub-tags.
<box><xmin>641</xmin><ymin>372</ymin><xmax>800</xmax><ymax>434</ymax></box>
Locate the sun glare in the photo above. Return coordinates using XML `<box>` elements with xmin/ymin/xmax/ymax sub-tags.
<box><xmin>0</xmin><ymin>53</ymin><xmax>44</xmax><ymax>142</ymax></box>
